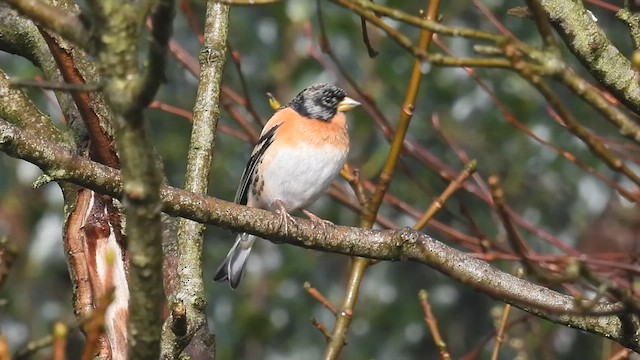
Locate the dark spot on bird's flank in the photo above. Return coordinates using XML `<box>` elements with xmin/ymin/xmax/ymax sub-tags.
<box><xmin>251</xmin><ymin>173</ymin><xmax>266</xmax><ymax>196</ymax></box>
<box><xmin>288</xmin><ymin>83</ymin><xmax>346</xmax><ymax>122</ymax></box>
<box><xmin>255</xmin><ymin>179</ymin><xmax>264</xmax><ymax>194</ymax></box>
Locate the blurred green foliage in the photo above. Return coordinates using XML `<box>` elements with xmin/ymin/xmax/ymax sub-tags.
<box><xmin>0</xmin><ymin>0</ymin><xmax>636</xmax><ymax>359</ymax></box>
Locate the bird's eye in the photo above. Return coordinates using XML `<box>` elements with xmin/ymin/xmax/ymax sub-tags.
<box><xmin>321</xmin><ymin>97</ymin><xmax>337</xmax><ymax>107</ymax></box>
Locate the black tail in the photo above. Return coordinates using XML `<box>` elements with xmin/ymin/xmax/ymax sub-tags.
<box><xmin>213</xmin><ymin>233</ymin><xmax>256</xmax><ymax>289</ymax></box>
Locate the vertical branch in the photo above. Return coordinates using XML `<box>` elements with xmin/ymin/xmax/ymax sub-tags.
<box><xmin>491</xmin><ymin>303</ymin><xmax>513</xmax><ymax>360</ymax></box>
<box><xmin>52</xmin><ymin>322</ymin><xmax>68</xmax><ymax>360</ymax></box>
<box><xmin>0</xmin><ymin>336</ymin><xmax>8</xmax><ymax>360</ymax></box>
<box><xmin>89</xmin><ymin>0</ymin><xmax>174</xmax><ymax>357</ymax></box>
<box><xmin>419</xmin><ymin>290</ymin><xmax>451</xmax><ymax>360</ymax></box>
<box><xmin>12</xmin><ymin>3</ymin><xmax>136</xmax><ymax>355</ymax></box>
<box><xmin>139</xmin><ymin>0</ymin><xmax>176</xmax><ymax>108</ymax></box>
<box><xmin>114</xmin><ymin>71</ymin><xmax>165</xmax><ymax>360</ymax></box>
<box><xmin>362</xmin><ymin>0</ymin><xmax>439</xmax><ymax>225</ymax></box>
<box><xmin>160</xmin><ymin>1</ymin><xmax>228</xmax><ymax>358</ymax></box>
<box><xmin>323</xmin><ymin>1</ymin><xmax>441</xmax><ymax>359</ymax></box>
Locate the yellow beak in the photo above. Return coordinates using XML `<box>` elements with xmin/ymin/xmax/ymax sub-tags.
<box><xmin>337</xmin><ymin>96</ymin><xmax>361</xmax><ymax>112</ymax></box>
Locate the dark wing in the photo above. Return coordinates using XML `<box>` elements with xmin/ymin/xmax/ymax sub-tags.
<box><xmin>234</xmin><ymin>123</ymin><xmax>282</xmax><ymax>205</ymax></box>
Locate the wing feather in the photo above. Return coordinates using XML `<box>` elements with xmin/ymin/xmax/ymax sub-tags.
<box><xmin>234</xmin><ymin>123</ymin><xmax>282</xmax><ymax>205</ymax></box>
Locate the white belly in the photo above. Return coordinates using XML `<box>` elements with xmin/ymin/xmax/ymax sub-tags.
<box><xmin>256</xmin><ymin>144</ymin><xmax>347</xmax><ymax>211</ymax></box>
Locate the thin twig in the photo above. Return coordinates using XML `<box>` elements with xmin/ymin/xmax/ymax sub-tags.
<box><xmin>490</xmin><ymin>303</ymin><xmax>513</xmax><ymax>360</ymax></box>
<box><xmin>228</xmin><ymin>47</ymin><xmax>266</xmax><ymax>126</ymax></box>
<box><xmin>304</xmin><ymin>282</ymin><xmax>338</xmax><ymax>314</ymax></box>
<box><xmin>360</xmin><ymin>16</ymin><xmax>379</xmax><ymax>57</ymax></box>
<box><xmin>149</xmin><ymin>101</ymin><xmax>250</xmax><ymax>141</ymax></box>
<box><xmin>341</xmin><ymin>0</ymin><xmax>505</xmax><ymax>43</ymax></box>
<box><xmin>180</xmin><ymin>0</ymin><xmax>204</xmax><ymax>44</ymax></box>
<box><xmin>518</xmin><ymin>69</ymin><xmax>640</xmax><ymax>193</ymax></box>
<box><xmin>419</xmin><ymin>290</ymin><xmax>451</xmax><ymax>360</ymax></box>
<box><xmin>414</xmin><ymin>160</ymin><xmax>477</xmax><ymax>230</ymax></box>
<box><xmin>324</xmin><ymin>1</ymin><xmax>442</xmax><ymax>359</ymax></box>
<box><xmin>524</xmin><ymin>0</ymin><xmax>559</xmax><ymax>49</ymax></box>
<box><xmin>9</xmin><ymin>78</ymin><xmax>102</xmax><ymax>92</ymax></box>
<box><xmin>3</xmin><ymin>0</ymin><xmax>90</xmax><ymax>49</ymax></box>
<box><xmin>311</xmin><ymin>318</ymin><xmax>335</xmax><ymax>343</ymax></box>
<box><xmin>331</xmin><ymin>0</ymin><xmax>428</xmax><ymax>59</ymax></box>
<box><xmin>554</xmin><ymin>69</ymin><xmax>640</xmax><ymax>144</ymax></box>
<box><xmin>52</xmin><ymin>322</ymin><xmax>68</xmax><ymax>360</ymax></box>
<box><xmin>14</xmin><ymin>335</ymin><xmax>53</xmax><ymax>360</ymax></box>
<box><xmin>340</xmin><ymin>164</ymin><xmax>368</xmax><ymax>206</ymax></box>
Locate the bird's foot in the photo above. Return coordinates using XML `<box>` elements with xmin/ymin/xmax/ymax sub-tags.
<box><xmin>302</xmin><ymin>209</ymin><xmax>334</xmax><ymax>232</ymax></box>
<box><xmin>275</xmin><ymin>200</ymin><xmax>296</xmax><ymax>236</ymax></box>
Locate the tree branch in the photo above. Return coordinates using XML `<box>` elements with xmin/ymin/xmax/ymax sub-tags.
<box><xmin>90</xmin><ymin>0</ymin><xmax>167</xmax><ymax>357</ymax></box>
<box><xmin>0</xmin><ymin>4</ymin><xmax>56</xmax><ymax>72</ymax></box>
<box><xmin>138</xmin><ymin>0</ymin><xmax>175</xmax><ymax>108</ymax></box>
<box><xmin>2</xmin><ymin>0</ymin><xmax>90</xmax><ymax>50</ymax></box>
<box><xmin>160</xmin><ymin>1</ymin><xmax>226</xmax><ymax>358</ymax></box>
<box><xmin>1</xmin><ymin>118</ymin><xmax>638</xmax><ymax>351</ymax></box>
<box><xmin>325</xmin><ymin>1</ymin><xmax>441</xmax><ymax>358</ymax></box>
<box><xmin>0</xmin><ymin>69</ymin><xmax>65</xmax><ymax>143</ymax></box>
<box><xmin>539</xmin><ymin>0</ymin><xmax>640</xmax><ymax>116</ymax></box>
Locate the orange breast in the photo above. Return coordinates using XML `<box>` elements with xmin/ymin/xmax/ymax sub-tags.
<box><xmin>261</xmin><ymin>107</ymin><xmax>350</xmax><ymax>151</ymax></box>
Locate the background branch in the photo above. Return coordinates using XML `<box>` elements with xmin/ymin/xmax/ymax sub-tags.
<box><xmin>1</xmin><ymin>118</ymin><xmax>636</xmax><ymax>350</ymax></box>
<box><xmin>160</xmin><ymin>0</ymin><xmax>226</xmax><ymax>358</ymax></box>
<box><xmin>3</xmin><ymin>0</ymin><xmax>90</xmax><ymax>50</ymax></box>
<box><xmin>325</xmin><ymin>1</ymin><xmax>441</xmax><ymax>358</ymax></box>
<box><xmin>539</xmin><ymin>0</ymin><xmax>640</xmax><ymax>116</ymax></box>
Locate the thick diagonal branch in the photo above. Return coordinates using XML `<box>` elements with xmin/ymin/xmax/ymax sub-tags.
<box><xmin>539</xmin><ymin>0</ymin><xmax>640</xmax><ymax>116</ymax></box>
<box><xmin>1</xmin><ymin>118</ymin><xmax>638</xmax><ymax>351</ymax></box>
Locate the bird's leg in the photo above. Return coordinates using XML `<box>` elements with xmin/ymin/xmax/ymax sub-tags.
<box><xmin>302</xmin><ymin>209</ymin><xmax>334</xmax><ymax>233</ymax></box>
<box><xmin>275</xmin><ymin>199</ymin><xmax>295</xmax><ymax>236</ymax></box>
<box><xmin>302</xmin><ymin>210</ymin><xmax>334</xmax><ymax>238</ymax></box>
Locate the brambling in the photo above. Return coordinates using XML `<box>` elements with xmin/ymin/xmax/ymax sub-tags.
<box><xmin>214</xmin><ymin>83</ymin><xmax>361</xmax><ymax>288</ymax></box>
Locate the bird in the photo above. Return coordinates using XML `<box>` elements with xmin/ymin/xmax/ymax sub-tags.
<box><xmin>213</xmin><ymin>83</ymin><xmax>361</xmax><ymax>289</ymax></box>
